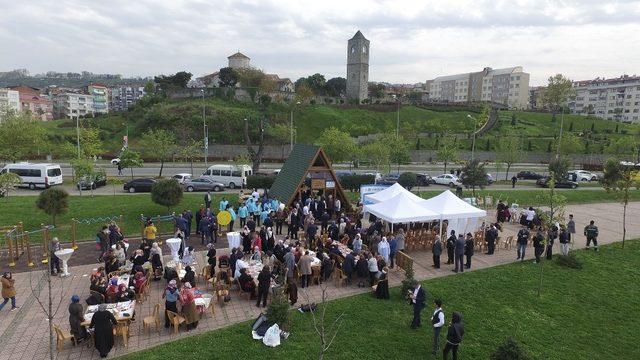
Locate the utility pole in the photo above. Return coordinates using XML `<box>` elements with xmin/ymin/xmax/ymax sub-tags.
<box><xmin>75</xmin><ymin>116</ymin><xmax>80</xmax><ymax>159</ymax></box>
<box><xmin>467</xmin><ymin>114</ymin><xmax>478</xmax><ymax>161</ymax></box>
<box><xmin>556</xmin><ymin>106</ymin><xmax>565</xmax><ymax>159</ymax></box>
<box><xmin>201</xmin><ymin>90</ymin><xmax>208</xmax><ymax>168</ymax></box>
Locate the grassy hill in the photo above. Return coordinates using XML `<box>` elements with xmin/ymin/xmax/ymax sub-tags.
<box><xmin>41</xmin><ymin>96</ymin><xmax>639</xmax><ymax>157</ymax></box>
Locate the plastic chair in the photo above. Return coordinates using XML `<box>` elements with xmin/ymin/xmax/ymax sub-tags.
<box><xmin>143</xmin><ymin>304</ymin><xmax>160</xmax><ymax>334</ymax></box>
<box><xmin>166</xmin><ymin>310</ymin><xmax>186</xmax><ymax>335</ymax></box>
<box><xmin>53</xmin><ymin>324</ymin><xmax>76</xmax><ymax>351</ymax></box>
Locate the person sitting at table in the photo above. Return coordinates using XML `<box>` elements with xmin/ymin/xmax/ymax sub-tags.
<box><xmin>139</xmin><ymin>239</ymin><xmax>152</xmax><ymax>262</ymax></box>
<box><xmin>374</xmin><ymin>267</ymin><xmax>389</xmax><ymax>300</ymax></box>
<box><xmin>68</xmin><ymin>295</ymin><xmax>88</xmax><ymax>343</ymax></box>
<box><xmin>251</xmin><ymin>232</ymin><xmax>262</xmax><ymax>251</ymax></box>
<box><xmin>234</xmin><ymin>257</ymin><xmax>249</xmax><ymax>279</ymax></box>
<box><xmin>90</xmin><ymin>303</ymin><xmax>118</xmax><ymax>358</ymax></box>
<box><xmin>105</xmin><ymin>252</ymin><xmax>120</xmax><ymax>275</ymax></box>
<box><xmin>321</xmin><ymin>253</ymin><xmax>334</xmax><ymax>281</ymax></box>
<box><xmin>91</xmin><ymin>267</ymin><xmax>105</xmax><ymax>283</ymax></box>
<box><xmin>113</xmin><ymin>243</ymin><xmax>126</xmax><ymax>267</ymax></box>
<box><xmin>116</xmin><ymin>284</ymin><xmax>134</xmax><ymax>302</ymax></box>
<box><xmin>256</xmin><ymin>265</ymin><xmax>271</xmax><ymax>308</ymax></box>
<box><xmin>133</xmin><ymin>272</ymin><xmax>146</xmax><ymax>293</ymax></box>
<box><xmin>90</xmin><ymin>276</ymin><xmax>107</xmax><ymax>296</ymax></box>
<box><xmin>182</xmin><ymin>266</ymin><xmax>196</xmax><ymax>288</ymax></box>
<box><xmin>179</xmin><ymin>282</ymin><xmax>199</xmax><ymax>330</ymax></box>
<box><xmin>329</xmin><ymin>243</ymin><xmax>341</xmax><ymax>257</ymax></box>
<box><xmin>131</xmin><ymin>249</ymin><xmax>145</xmax><ymax>268</ymax></box>
<box><xmin>150</xmin><ymin>241</ymin><xmax>163</xmax><ymax>262</ymax></box>
<box><xmin>206</xmin><ymin>243</ymin><xmax>217</xmax><ymax>278</ymax></box>
<box><xmin>164</xmin><ymin>266</ymin><xmax>179</xmax><ymax>284</ymax></box>
<box><xmin>105</xmin><ymin>278</ymin><xmax>119</xmax><ymax>303</ymax></box>
<box><xmin>163</xmin><ymin>280</ymin><xmax>179</xmax><ymax>328</ymax></box>
<box><xmin>151</xmin><ymin>252</ymin><xmax>163</xmax><ymax>281</ymax></box>
<box><xmin>238</xmin><ymin>268</ymin><xmax>257</xmax><ymax>299</ymax></box>
<box><xmin>250</xmin><ymin>246</ymin><xmax>263</xmax><ymax>262</ymax></box>
<box><xmin>182</xmin><ymin>246</ymin><xmax>196</xmax><ymax>266</ymax></box>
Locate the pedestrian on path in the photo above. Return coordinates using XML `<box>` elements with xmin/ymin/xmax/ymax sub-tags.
<box><xmin>546</xmin><ymin>225</ymin><xmax>558</xmax><ymax>260</ymax></box>
<box><xmin>567</xmin><ymin>214</ymin><xmax>576</xmax><ymax>242</ymax></box>
<box><xmin>464</xmin><ymin>233</ymin><xmax>474</xmax><ymax>269</ymax></box>
<box><xmin>584</xmin><ymin>220</ymin><xmax>599</xmax><ymax>251</ymax></box>
<box><xmin>533</xmin><ymin>229</ymin><xmax>544</xmax><ymax>263</ymax></box>
<box><xmin>432</xmin><ymin>235</ymin><xmax>442</xmax><ymax>269</ymax></box>
<box><xmin>431</xmin><ymin>299</ymin><xmax>445</xmax><ymax>355</ymax></box>
<box><xmin>0</xmin><ymin>272</ymin><xmax>18</xmax><ymax>312</ymax></box>
<box><xmin>443</xmin><ymin>312</ymin><xmax>465</xmax><ymax>360</ymax></box>
<box><xmin>559</xmin><ymin>225</ymin><xmax>570</xmax><ymax>256</ymax></box>
<box><xmin>446</xmin><ymin>230</ymin><xmax>456</xmax><ymax>265</ymax></box>
<box><xmin>516</xmin><ymin>227</ymin><xmax>530</xmax><ymax>261</ymax></box>
<box><xmin>453</xmin><ymin>235</ymin><xmax>465</xmax><ymax>273</ymax></box>
<box><xmin>511</xmin><ymin>175</ymin><xmax>517</xmax><ymax>188</ymax></box>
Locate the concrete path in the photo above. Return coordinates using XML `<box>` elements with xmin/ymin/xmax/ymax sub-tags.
<box><xmin>0</xmin><ymin>202</ymin><xmax>636</xmax><ymax>360</ymax></box>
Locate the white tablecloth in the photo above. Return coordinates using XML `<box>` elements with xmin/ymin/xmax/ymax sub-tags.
<box><xmin>227</xmin><ymin>232</ymin><xmax>241</xmax><ymax>249</ymax></box>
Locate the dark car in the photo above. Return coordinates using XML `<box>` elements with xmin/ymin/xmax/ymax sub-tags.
<box><xmin>536</xmin><ymin>177</ymin><xmax>578</xmax><ymax>189</ymax></box>
<box><xmin>517</xmin><ymin>171</ymin><xmax>545</xmax><ymax>180</ymax></box>
<box><xmin>416</xmin><ymin>173</ymin><xmax>433</xmax><ymax>186</ymax></box>
<box><xmin>123</xmin><ymin>178</ymin><xmax>157</xmax><ymax>193</ymax></box>
<box><xmin>77</xmin><ymin>170</ymin><xmax>107</xmax><ymax>190</ymax></box>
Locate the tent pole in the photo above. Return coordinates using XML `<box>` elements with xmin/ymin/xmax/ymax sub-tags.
<box><xmin>439</xmin><ymin>216</ymin><xmax>443</xmax><ymax>239</ymax></box>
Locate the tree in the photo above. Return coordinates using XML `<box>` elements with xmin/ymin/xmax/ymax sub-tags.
<box><xmin>151</xmin><ymin>179</ymin><xmax>183</xmax><ymax>212</ymax></box>
<box><xmin>606</xmin><ymin>137</ymin><xmax>640</xmax><ymax>156</ymax></box>
<box><xmin>361</xmin><ymin>140</ymin><xmax>390</xmax><ymax>172</ymax></box>
<box><xmin>315</xmin><ymin>127</ymin><xmax>356</xmax><ymax>165</ymax></box>
<box><xmin>295</xmin><ymin>83</ymin><xmax>314</xmax><ymax>103</ymax></box>
<box><xmin>70</xmin><ymin>158</ymin><xmax>96</xmax><ymax>196</ymax></box>
<box><xmin>491</xmin><ymin>338</ymin><xmax>531</xmax><ymax>360</ymax></box>
<box><xmin>295</xmin><ymin>74</ymin><xmax>327</xmax><ymax>95</ymax></box>
<box><xmin>325</xmin><ymin>77</ymin><xmax>346</xmax><ymax>97</ymax></box>
<box><xmin>536</xmin><ymin>178</ymin><xmax>567</xmax><ymax>296</ymax></box>
<box><xmin>244</xmin><ymin>117</ymin><xmax>266</xmax><ymax>173</ymax></box>
<box><xmin>119</xmin><ymin>148</ymin><xmax>143</xmax><ymax>179</ymax></box>
<box><xmin>398</xmin><ymin>172</ymin><xmax>417</xmax><ymax>190</ymax></box>
<box><xmin>79</xmin><ymin>127</ymin><xmax>103</xmax><ymax>159</ymax></box>
<box><xmin>0</xmin><ymin>172</ymin><xmax>21</xmax><ymax>198</ymax></box>
<box><xmin>379</xmin><ymin>133</ymin><xmax>411</xmax><ymax>172</ymax></box>
<box><xmin>556</xmin><ymin>133</ymin><xmax>584</xmax><ymax>154</ymax></box>
<box><xmin>178</xmin><ymin>139</ymin><xmax>201</xmax><ymax>176</ymax></box>
<box><xmin>601</xmin><ymin>158</ymin><xmax>638</xmax><ymax>249</ymax></box>
<box><xmin>218</xmin><ymin>67</ymin><xmax>238</xmax><ymax>87</ymax></box>
<box><xmin>268</xmin><ymin>123</ymin><xmax>297</xmax><ymax>145</ymax></box>
<box><xmin>368</xmin><ymin>83</ymin><xmax>386</xmax><ymax>99</ymax></box>
<box><xmin>0</xmin><ymin>111</ymin><xmax>47</xmax><ymax>162</ymax></box>
<box><xmin>302</xmin><ymin>285</ymin><xmax>345</xmax><ymax>360</ymax></box>
<box><xmin>154</xmin><ymin>71</ymin><xmax>192</xmax><ymax>91</ymax></box>
<box><xmin>139</xmin><ymin>129</ymin><xmax>176</xmax><ymax>177</ymax></box>
<box><xmin>510</xmin><ymin>113</ymin><xmax>517</xmax><ymax>126</ymax></box>
<box><xmin>460</xmin><ymin>159</ymin><xmax>488</xmax><ymax>197</ymax></box>
<box><xmin>437</xmin><ymin>135</ymin><xmax>458</xmax><ymax>173</ymax></box>
<box><xmin>36</xmin><ymin>188</ymin><xmax>69</xmax><ymax>226</ymax></box>
<box><xmin>543</xmin><ymin>74</ymin><xmax>575</xmax><ymax>114</ymax></box>
<box><xmin>548</xmin><ymin>156</ymin><xmax>571</xmax><ymax>183</ymax></box>
<box><xmin>497</xmin><ymin>134</ymin><xmax>524</xmax><ymax>180</ymax></box>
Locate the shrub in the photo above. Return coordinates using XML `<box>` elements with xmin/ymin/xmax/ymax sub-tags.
<box><xmin>555</xmin><ymin>253</ymin><xmax>583</xmax><ymax>269</ymax></box>
<box><xmin>36</xmin><ymin>188</ymin><xmax>69</xmax><ymax>225</ymax></box>
<box><xmin>337</xmin><ymin>174</ymin><xmax>375</xmax><ymax>192</ymax></box>
<box><xmin>266</xmin><ymin>287</ymin><xmax>290</xmax><ymax>330</ymax></box>
<box><xmin>400</xmin><ymin>261</ymin><xmax>416</xmax><ymax>301</ymax></box>
<box><xmin>151</xmin><ymin>179</ymin><xmax>183</xmax><ymax>212</ymax></box>
<box><xmin>398</xmin><ymin>172</ymin><xmax>417</xmax><ymax>190</ymax></box>
<box><xmin>491</xmin><ymin>337</ymin><xmax>531</xmax><ymax>360</ymax></box>
<box><xmin>246</xmin><ymin>175</ymin><xmax>275</xmax><ymax>190</ymax></box>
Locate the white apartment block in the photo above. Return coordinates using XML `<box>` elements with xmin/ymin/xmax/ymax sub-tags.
<box><xmin>568</xmin><ymin>75</ymin><xmax>640</xmax><ymax>122</ymax></box>
<box><xmin>427</xmin><ymin>66</ymin><xmax>530</xmax><ymax>109</ymax></box>
<box><xmin>0</xmin><ymin>88</ymin><xmax>21</xmax><ymax>117</ymax></box>
<box><xmin>53</xmin><ymin>93</ymin><xmax>94</xmax><ymax>119</ymax></box>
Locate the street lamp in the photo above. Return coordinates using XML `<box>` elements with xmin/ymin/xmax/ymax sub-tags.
<box><xmin>201</xmin><ymin>90</ymin><xmax>208</xmax><ymax>168</ymax></box>
<box><xmin>467</xmin><ymin>114</ymin><xmax>478</xmax><ymax>161</ymax></box>
<box><xmin>76</xmin><ymin>116</ymin><xmax>80</xmax><ymax>159</ymax></box>
<box><xmin>290</xmin><ymin>101</ymin><xmax>301</xmax><ymax>151</ymax></box>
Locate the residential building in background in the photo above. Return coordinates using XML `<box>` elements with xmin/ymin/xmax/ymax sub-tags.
<box><xmin>86</xmin><ymin>83</ymin><xmax>109</xmax><ymax>114</ymax></box>
<box><xmin>0</xmin><ymin>88</ymin><xmax>21</xmax><ymax>117</ymax></box>
<box><xmin>568</xmin><ymin>75</ymin><xmax>640</xmax><ymax>122</ymax></box>
<box><xmin>529</xmin><ymin>86</ymin><xmax>547</xmax><ymax>110</ymax></box>
<box><xmin>227</xmin><ymin>52</ymin><xmax>251</xmax><ymax>70</ymax></box>
<box><xmin>53</xmin><ymin>92</ymin><xmax>94</xmax><ymax>119</ymax></box>
<box><xmin>8</xmin><ymin>86</ymin><xmax>53</xmax><ymax>121</ymax></box>
<box><xmin>427</xmin><ymin>66</ymin><xmax>530</xmax><ymax>109</ymax></box>
<box><xmin>346</xmin><ymin>31</ymin><xmax>370</xmax><ymax>103</ymax></box>
<box><xmin>109</xmin><ymin>85</ymin><xmax>146</xmax><ymax>112</ymax></box>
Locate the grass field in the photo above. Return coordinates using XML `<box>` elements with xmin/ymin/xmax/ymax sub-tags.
<box><xmin>117</xmin><ymin>240</ymin><xmax>640</xmax><ymax>360</ymax></box>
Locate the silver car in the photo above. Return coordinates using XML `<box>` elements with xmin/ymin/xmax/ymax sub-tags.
<box><xmin>183</xmin><ymin>178</ymin><xmax>225</xmax><ymax>192</ymax></box>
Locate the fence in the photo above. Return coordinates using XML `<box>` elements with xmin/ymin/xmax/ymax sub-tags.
<box><xmin>396</xmin><ymin>251</ymin><xmax>414</xmax><ymax>273</ymax></box>
<box><xmin>2</xmin><ymin>223</ymin><xmax>55</xmax><ymax>267</ymax></box>
<box><xmin>71</xmin><ymin>215</ymin><xmax>124</xmax><ymax>250</ymax></box>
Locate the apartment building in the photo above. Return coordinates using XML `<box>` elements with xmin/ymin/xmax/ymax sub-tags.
<box><xmin>568</xmin><ymin>75</ymin><xmax>640</xmax><ymax>122</ymax></box>
<box><xmin>427</xmin><ymin>66</ymin><xmax>530</xmax><ymax>109</ymax></box>
<box><xmin>53</xmin><ymin>93</ymin><xmax>94</xmax><ymax>119</ymax></box>
<box><xmin>109</xmin><ymin>85</ymin><xmax>146</xmax><ymax>112</ymax></box>
<box><xmin>86</xmin><ymin>84</ymin><xmax>109</xmax><ymax>115</ymax></box>
<box><xmin>0</xmin><ymin>88</ymin><xmax>20</xmax><ymax>116</ymax></box>
<box><xmin>9</xmin><ymin>86</ymin><xmax>53</xmax><ymax>121</ymax></box>
<box><xmin>529</xmin><ymin>86</ymin><xmax>547</xmax><ymax>110</ymax></box>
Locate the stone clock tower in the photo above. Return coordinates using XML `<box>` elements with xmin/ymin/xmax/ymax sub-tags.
<box><xmin>346</xmin><ymin>31</ymin><xmax>369</xmax><ymax>103</ymax></box>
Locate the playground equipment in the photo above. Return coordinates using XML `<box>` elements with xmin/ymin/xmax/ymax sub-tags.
<box><xmin>71</xmin><ymin>215</ymin><xmax>124</xmax><ymax>249</ymax></box>
<box><xmin>2</xmin><ymin>223</ymin><xmax>55</xmax><ymax>268</ymax></box>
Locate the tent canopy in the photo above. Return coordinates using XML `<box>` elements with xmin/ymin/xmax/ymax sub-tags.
<box><xmin>365</xmin><ymin>182</ymin><xmax>424</xmax><ymax>204</ymax></box>
<box><xmin>421</xmin><ymin>190</ymin><xmax>487</xmax><ymax>220</ymax></box>
<box><xmin>364</xmin><ymin>191</ymin><xmax>440</xmax><ymax>223</ymax></box>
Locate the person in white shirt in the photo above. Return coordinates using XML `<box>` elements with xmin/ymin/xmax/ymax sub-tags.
<box><xmin>234</xmin><ymin>258</ymin><xmax>248</xmax><ymax>279</ymax></box>
<box><xmin>525</xmin><ymin>207</ymin><xmax>535</xmax><ymax>227</ymax></box>
<box><xmin>431</xmin><ymin>299</ymin><xmax>445</xmax><ymax>355</ymax></box>
<box><xmin>367</xmin><ymin>254</ymin><xmax>379</xmax><ymax>286</ymax></box>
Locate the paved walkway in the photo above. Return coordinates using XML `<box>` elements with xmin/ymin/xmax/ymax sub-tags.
<box><xmin>1</xmin><ymin>202</ymin><xmax>638</xmax><ymax>360</ymax></box>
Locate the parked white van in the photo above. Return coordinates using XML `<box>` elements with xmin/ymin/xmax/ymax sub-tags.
<box><xmin>202</xmin><ymin>164</ymin><xmax>252</xmax><ymax>189</ymax></box>
<box><xmin>0</xmin><ymin>163</ymin><xmax>63</xmax><ymax>189</ymax></box>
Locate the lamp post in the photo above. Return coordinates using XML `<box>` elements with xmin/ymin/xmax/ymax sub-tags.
<box><xmin>75</xmin><ymin>116</ymin><xmax>80</xmax><ymax>159</ymax></box>
<box><xmin>467</xmin><ymin>114</ymin><xmax>478</xmax><ymax>161</ymax></box>
<box><xmin>290</xmin><ymin>101</ymin><xmax>301</xmax><ymax>151</ymax></box>
<box><xmin>556</xmin><ymin>106</ymin><xmax>565</xmax><ymax>159</ymax></box>
<box><xmin>201</xmin><ymin>90</ymin><xmax>208</xmax><ymax>168</ymax></box>
<box><xmin>392</xmin><ymin>94</ymin><xmax>401</xmax><ymax>173</ymax></box>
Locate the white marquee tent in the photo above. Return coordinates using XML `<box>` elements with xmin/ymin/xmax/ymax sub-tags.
<box><xmin>420</xmin><ymin>190</ymin><xmax>487</xmax><ymax>237</ymax></box>
<box><xmin>365</xmin><ymin>182</ymin><xmax>425</xmax><ymax>204</ymax></box>
<box><xmin>364</xmin><ymin>191</ymin><xmax>439</xmax><ymax>224</ymax></box>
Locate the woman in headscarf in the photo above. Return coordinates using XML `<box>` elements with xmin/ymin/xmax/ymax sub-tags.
<box><xmin>377</xmin><ymin>236</ymin><xmax>390</xmax><ymax>264</ymax></box>
<box><xmin>264</xmin><ymin>227</ymin><xmax>275</xmax><ymax>253</ymax></box>
<box><xmin>113</xmin><ymin>243</ymin><xmax>126</xmax><ymax>267</ymax></box>
<box><xmin>182</xmin><ymin>246</ymin><xmax>196</xmax><ymax>266</ymax></box>
<box><xmin>352</xmin><ymin>233</ymin><xmax>363</xmax><ymax>253</ymax></box>
<box><xmin>105</xmin><ymin>278</ymin><xmax>119</xmax><ymax>303</ymax></box>
<box><xmin>68</xmin><ymin>295</ymin><xmax>87</xmax><ymax>342</ymax></box>
<box><xmin>374</xmin><ymin>267</ymin><xmax>389</xmax><ymax>300</ymax></box>
<box><xmin>150</xmin><ymin>241</ymin><xmax>163</xmax><ymax>260</ymax></box>
<box><xmin>0</xmin><ymin>272</ymin><xmax>17</xmax><ymax>312</ymax></box>
<box><xmin>250</xmin><ymin>246</ymin><xmax>263</xmax><ymax>262</ymax></box>
<box><xmin>181</xmin><ymin>266</ymin><xmax>196</xmax><ymax>287</ymax></box>
<box><xmin>238</xmin><ymin>268</ymin><xmax>256</xmax><ymax>299</ymax></box>
<box><xmin>116</xmin><ymin>284</ymin><xmax>134</xmax><ymax>302</ymax></box>
<box><xmin>151</xmin><ymin>252</ymin><xmax>163</xmax><ymax>281</ymax></box>
<box><xmin>89</xmin><ymin>303</ymin><xmax>117</xmax><ymax>358</ymax></box>
<box><xmin>179</xmin><ymin>282</ymin><xmax>199</xmax><ymax>330</ymax></box>
<box><xmin>133</xmin><ymin>272</ymin><xmax>146</xmax><ymax>293</ymax></box>
<box><xmin>163</xmin><ymin>280</ymin><xmax>179</xmax><ymax>328</ymax></box>
<box><xmin>241</xmin><ymin>226</ymin><xmax>251</xmax><ymax>255</ymax></box>
<box><xmin>206</xmin><ymin>243</ymin><xmax>217</xmax><ymax>278</ymax></box>
<box><xmin>251</xmin><ymin>232</ymin><xmax>262</xmax><ymax>252</ymax></box>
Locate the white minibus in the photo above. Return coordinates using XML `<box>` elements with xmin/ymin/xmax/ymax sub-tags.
<box><xmin>0</xmin><ymin>163</ymin><xmax>63</xmax><ymax>189</ymax></box>
<box><xmin>202</xmin><ymin>164</ymin><xmax>252</xmax><ymax>189</ymax></box>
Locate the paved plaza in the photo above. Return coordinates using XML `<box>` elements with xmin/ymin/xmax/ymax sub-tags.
<box><xmin>1</xmin><ymin>202</ymin><xmax>639</xmax><ymax>360</ymax></box>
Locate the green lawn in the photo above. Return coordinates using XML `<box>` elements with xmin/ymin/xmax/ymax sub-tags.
<box><xmin>117</xmin><ymin>240</ymin><xmax>640</xmax><ymax>360</ymax></box>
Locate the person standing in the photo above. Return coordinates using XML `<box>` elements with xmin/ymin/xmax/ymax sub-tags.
<box><xmin>179</xmin><ymin>282</ymin><xmax>199</xmax><ymax>330</ymax></box>
<box><xmin>388</xmin><ymin>235</ymin><xmax>398</xmax><ymax>269</ymax></box>
<box><xmin>454</xmin><ymin>235</ymin><xmax>465</xmax><ymax>273</ymax></box>
<box><xmin>144</xmin><ymin>221</ymin><xmax>157</xmax><ymax>243</ymax></box>
<box><xmin>256</xmin><ymin>265</ymin><xmax>271</xmax><ymax>308</ymax></box>
<box><xmin>396</xmin><ymin>228</ymin><xmax>405</xmax><ymax>255</ymax></box>
<box><xmin>367</xmin><ymin>253</ymin><xmax>379</xmax><ymax>286</ymax></box>
<box><xmin>238</xmin><ymin>202</ymin><xmax>248</xmax><ymax>228</ymax></box>
<box><xmin>430</xmin><ymin>299</ymin><xmax>445</xmax><ymax>355</ymax></box>
<box><xmin>485</xmin><ymin>224</ymin><xmax>498</xmax><ymax>255</ymax></box>
<box><xmin>0</xmin><ymin>272</ymin><xmax>18</xmax><ymax>312</ymax></box>
<box><xmin>227</xmin><ymin>205</ymin><xmax>236</xmax><ymax>232</ymax></box>
<box><xmin>377</xmin><ymin>237</ymin><xmax>390</xmax><ymax>265</ymax></box>
<box><xmin>511</xmin><ymin>175</ymin><xmax>517</xmax><ymax>188</ymax></box>
<box><xmin>432</xmin><ymin>235</ymin><xmax>442</xmax><ymax>269</ymax></box>
<box><xmin>298</xmin><ymin>251</ymin><xmax>313</xmax><ymax>288</ymax></box>
<box><xmin>50</xmin><ymin>237</ymin><xmax>62</xmax><ymax>276</ymax></box>
<box><xmin>443</xmin><ymin>312</ymin><xmax>465</xmax><ymax>360</ymax></box>
<box><xmin>584</xmin><ymin>220</ymin><xmax>599</xmax><ymax>251</ymax></box>
<box><xmin>464</xmin><ymin>233</ymin><xmax>474</xmax><ymax>269</ymax></box>
<box><xmin>97</xmin><ymin>226</ymin><xmax>110</xmax><ymax>262</ymax></box>
<box><xmin>546</xmin><ymin>225</ymin><xmax>558</xmax><ymax>260</ymax></box>
<box><xmin>567</xmin><ymin>214</ymin><xmax>576</xmax><ymax>242</ymax></box>
<box><xmin>533</xmin><ymin>229</ymin><xmax>544</xmax><ymax>264</ymax></box>
<box><xmin>446</xmin><ymin>230</ymin><xmax>456</xmax><ymax>265</ymax></box>
<box><xmin>204</xmin><ymin>191</ymin><xmax>212</xmax><ymax>210</ymax></box>
<box><xmin>516</xmin><ymin>226</ymin><xmax>530</xmax><ymax>261</ymax></box>
<box><xmin>409</xmin><ymin>280</ymin><xmax>426</xmax><ymax>329</ymax></box>
<box><xmin>559</xmin><ymin>225</ymin><xmax>570</xmax><ymax>256</ymax></box>
<box><xmin>89</xmin><ymin>304</ymin><xmax>118</xmax><ymax>358</ymax></box>
<box><xmin>219</xmin><ymin>197</ymin><xmax>229</xmax><ymax>212</ymax></box>
<box><xmin>68</xmin><ymin>295</ymin><xmax>87</xmax><ymax>342</ymax></box>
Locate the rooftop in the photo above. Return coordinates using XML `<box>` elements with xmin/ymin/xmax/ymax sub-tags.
<box><xmin>228</xmin><ymin>52</ymin><xmax>250</xmax><ymax>60</ymax></box>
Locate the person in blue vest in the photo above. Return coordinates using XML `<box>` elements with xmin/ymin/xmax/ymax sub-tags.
<box><xmin>260</xmin><ymin>207</ymin><xmax>270</xmax><ymax>225</ymax></box>
<box><xmin>219</xmin><ymin>197</ymin><xmax>229</xmax><ymax>212</ymax></box>
<box><xmin>226</xmin><ymin>204</ymin><xmax>237</xmax><ymax>232</ymax></box>
<box><xmin>254</xmin><ymin>202</ymin><xmax>262</xmax><ymax>226</ymax></box>
<box><xmin>237</xmin><ymin>202</ymin><xmax>248</xmax><ymax>228</ymax></box>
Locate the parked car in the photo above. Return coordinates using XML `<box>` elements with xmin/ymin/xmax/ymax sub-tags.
<box><xmin>77</xmin><ymin>170</ymin><xmax>107</xmax><ymax>190</ymax></box>
<box><xmin>416</xmin><ymin>173</ymin><xmax>434</xmax><ymax>186</ymax></box>
<box><xmin>568</xmin><ymin>170</ymin><xmax>598</xmax><ymax>182</ymax></box>
<box><xmin>123</xmin><ymin>178</ymin><xmax>157</xmax><ymax>193</ymax></box>
<box><xmin>516</xmin><ymin>171</ymin><xmax>545</xmax><ymax>180</ymax></box>
<box><xmin>536</xmin><ymin>177</ymin><xmax>578</xmax><ymax>189</ymax></box>
<box><xmin>486</xmin><ymin>173</ymin><xmax>495</xmax><ymax>184</ymax></box>
<box><xmin>171</xmin><ymin>173</ymin><xmax>192</xmax><ymax>184</ymax></box>
<box><xmin>364</xmin><ymin>172</ymin><xmax>383</xmax><ymax>183</ymax></box>
<box><xmin>433</xmin><ymin>174</ymin><xmax>462</xmax><ymax>187</ymax></box>
<box><xmin>376</xmin><ymin>177</ymin><xmax>398</xmax><ymax>186</ymax></box>
<box><xmin>334</xmin><ymin>170</ymin><xmax>355</xmax><ymax>179</ymax></box>
<box><xmin>183</xmin><ymin>178</ymin><xmax>225</xmax><ymax>192</ymax></box>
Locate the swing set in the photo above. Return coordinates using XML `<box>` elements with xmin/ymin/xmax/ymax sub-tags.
<box><xmin>2</xmin><ymin>222</ymin><xmax>56</xmax><ymax>267</ymax></box>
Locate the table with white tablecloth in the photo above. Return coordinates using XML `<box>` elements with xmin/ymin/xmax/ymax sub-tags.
<box><xmin>227</xmin><ymin>232</ymin><xmax>241</xmax><ymax>249</ymax></box>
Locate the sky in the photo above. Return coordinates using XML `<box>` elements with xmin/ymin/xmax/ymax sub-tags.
<box><xmin>0</xmin><ymin>0</ymin><xmax>639</xmax><ymax>86</ymax></box>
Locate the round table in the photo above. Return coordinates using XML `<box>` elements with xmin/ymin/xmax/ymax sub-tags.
<box><xmin>166</xmin><ymin>238</ymin><xmax>182</xmax><ymax>262</ymax></box>
<box><xmin>54</xmin><ymin>248</ymin><xmax>74</xmax><ymax>277</ymax></box>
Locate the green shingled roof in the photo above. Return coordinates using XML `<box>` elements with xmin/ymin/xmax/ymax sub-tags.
<box><xmin>269</xmin><ymin>144</ymin><xmax>320</xmax><ymax>205</ymax></box>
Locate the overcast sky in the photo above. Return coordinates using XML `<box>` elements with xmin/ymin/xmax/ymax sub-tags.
<box><xmin>0</xmin><ymin>0</ymin><xmax>638</xmax><ymax>85</ymax></box>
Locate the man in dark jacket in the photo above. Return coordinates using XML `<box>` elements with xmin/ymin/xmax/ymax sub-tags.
<box><xmin>97</xmin><ymin>226</ymin><xmax>109</xmax><ymax>262</ymax></box>
<box><xmin>343</xmin><ymin>251</ymin><xmax>356</xmax><ymax>284</ymax></box>
<box><xmin>446</xmin><ymin>230</ymin><xmax>456</xmax><ymax>264</ymax></box>
<box><xmin>485</xmin><ymin>224</ymin><xmax>498</xmax><ymax>255</ymax></box>
<box><xmin>443</xmin><ymin>312</ymin><xmax>465</xmax><ymax>360</ymax></box>
<box><xmin>533</xmin><ymin>230</ymin><xmax>544</xmax><ymax>263</ymax></box>
<box><xmin>546</xmin><ymin>225</ymin><xmax>558</xmax><ymax>260</ymax></box>
<box><xmin>409</xmin><ymin>280</ymin><xmax>427</xmax><ymax>329</ymax></box>
<box><xmin>584</xmin><ymin>220</ymin><xmax>599</xmax><ymax>251</ymax></box>
<box><xmin>464</xmin><ymin>233</ymin><xmax>474</xmax><ymax>269</ymax></box>
<box><xmin>320</xmin><ymin>211</ymin><xmax>330</xmax><ymax>235</ymax></box>
<box><xmin>432</xmin><ymin>235</ymin><xmax>442</xmax><ymax>269</ymax></box>
<box><xmin>516</xmin><ymin>227</ymin><xmax>530</xmax><ymax>261</ymax></box>
<box><xmin>454</xmin><ymin>235</ymin><xmax>465</xmax><ymax>273</ymax></box>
